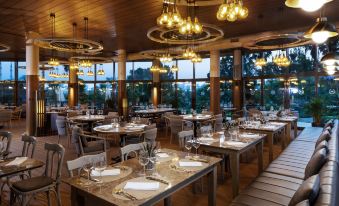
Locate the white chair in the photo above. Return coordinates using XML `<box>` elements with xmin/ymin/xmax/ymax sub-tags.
<box><xmin>66</xmin><ymin>152</ymin><xmax>106</xmax><ymax>177</ymax></box>
<box><xmin>143</xmin><ymin>128</ymin><xmax>157</xmax><ymax>142</ymax></box>
<box><xmin>178</xmin><ymin>130</ymin><xmax>194</xmax><ymax>150</ymax></box>
<box><xmin>120</xmin><ymin>143</ymin><xmax>144</xmax><ymax>161</ymax></box>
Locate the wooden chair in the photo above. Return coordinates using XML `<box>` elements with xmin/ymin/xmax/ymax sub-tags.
<box><xmin>11</xmin><ymin>107</ymin><xmax>22</xmax><ymax>120</ymax></box>
<box><xmin>0</xmin><ymin>131</ymin><xmax>12</xmax><ymax>159</ymax></box>
<box><xmin>0</xmin><ymin>110</ymin><xmax>12</xmax><ymax>128</ymax></box>
<box><xmin>10</xmin><ymin>143</ymin><xmax>65</xmax><ymax>206</ymax></box>
<box><xmin>143</xmin><ymin>128</ymin><xmax>157</xmax><ymax>142</ymax></box>
<box><xmin>71</xmin><ymin>126</ymin><xmax>107</xmax><ymax>157</ymax></box>
<box><xmin>120</xmin><ymin>143</ymin><xmax>144</xmax><ymax>161</ymax></box>
<box><xmin>178</xmin><ymin>130</ymin><xmax>194</xmax><ymax>150</ymax></box>
<box><xmin>66</xmin><ymin>152</ymin><xmax>106</xmax><ymax>177</ymax></box>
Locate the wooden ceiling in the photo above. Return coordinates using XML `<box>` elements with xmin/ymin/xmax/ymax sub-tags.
<box><xmin>0</xmin><ymin>0</ymin><xmax>338</xmax><ymax>60</ymax></box>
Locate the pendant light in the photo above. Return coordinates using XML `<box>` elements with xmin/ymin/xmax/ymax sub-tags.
<box><xmin>285</xmin><ymin>0</ymin><xmax>333</xmax><ymax>12</ymax></box>
<box><xmin>304</xmin><ymin>17</ymin><xmax>338</xmax><ymax>44</ymax></box>
<box><xmin>48</xmin><ymin>13</ymin><xmax>60</xmax><ymax>67</ymax></box>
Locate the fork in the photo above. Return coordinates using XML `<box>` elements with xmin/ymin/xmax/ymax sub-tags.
<box><xmin>113</xmin><ymin>189</ymin><xmax>137</xmax><ymax>201</ymax></box>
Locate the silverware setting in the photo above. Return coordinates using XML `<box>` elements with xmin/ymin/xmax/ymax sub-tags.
<box><xmin>188</xmin><ymin>157</ymin><xmax>209</xmax><ymax>163</ymax></box>
<box><xmin>146</xmin><ymin>176</ymin><xmax>169</xmax><ymax>185</ymax></box>
<box><xmin>113</xmin><ymin>188</ymin><xmax>138</xmax><ymax>201</ymax></box>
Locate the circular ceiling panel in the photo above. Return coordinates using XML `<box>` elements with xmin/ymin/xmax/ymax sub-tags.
<box><xmin>0</xmin><ymin>43</ymin><xmax>10</xmax><ymax>52</ymax></box>
<box><xmin>165</xmin><ymin>0</ymin><xmax>223</xmax><ymax>6</ymax></box>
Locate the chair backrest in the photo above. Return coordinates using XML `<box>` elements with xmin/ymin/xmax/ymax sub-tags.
<box><xmin>66</xmin><ymin>152</ymin><xmax>106</xmax><ymax>177</ymax></box>
<box><xmin>0</xmin><ymin>110</ymin><xmax>12</xmax><ymax>121</ymax></box>
<box><xmin>44</xmin><ymin>143</ymin><xmax>65</xmax><ymax>184</ymax></box>
<box><xmin>178</xmin><ymin>130</ymin><xmax>194</xmax><ymax>149</ymax></box>
<box><xmin>202</xmin><ymin>111</ymin><xmax>213</xmax><ymax>115</ymax></box>
<box><xmin>138</xmin><ymin>118</ymin><xmax>150</xmax><ymax>125</ymax></box>
<box><xmin>56</xmin><ymin>116</ymin><xmax>67</xmax><ymax>136</ymax></box>
<box><xmin>236</xmin><ymin>117</ymin><xmax>246</xmax><ymax>124</ymax></box>
<box><xmin>120</xmin><ymin>143</ymin><xmax>143</xmax><ymax>161</ymax></box>
<box><xmin>0</xmin><ymin>131</ymin><xmax>12</xmax><ymax>157</ymax></box>
<box><xmin>169</xmin><ymin>118</ymin><xmax>183</xmax><ymax>135</ymax></box>
<box><xmin>199</xmin><ymin>125</ymin><xmax>213</xmax><ymax>136</ymax></box>
<box><xmin>143</xmin><ymin>128</ymin><xmax>157</xmax><ymax>142</ymax></box>
<box><xmin>21</xmin><ymin>135</ymin><xmax>36</xmax><ymax>158</ymax></box>
<box><xmin>108</xmin><ymin>112</ymin><xmax>118</xmax><ymax>117</ymax></box>
<box><xmin>67</xmin><ymin>111</ymin><xmax>79</xmax><ymax>118</ymax></box>
<box><xmin>71</xmin><ymin>126</ymin><xmax>83</xmax><ymax>156</ymax></box>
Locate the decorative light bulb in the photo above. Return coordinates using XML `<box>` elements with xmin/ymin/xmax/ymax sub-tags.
<box><xmin>311</xmin><ymin>31</ymin><xmax>330</xmax><ymax>44</ymax></box>
<box><xmin>299</xmin><ymin>0</ymin><xmax>326</xmax><ymax>12</ymax></box>
<box><xmin>238</xmin><ymin>7</ymin><xmax>248</xmax><ymax>19</ymax></box>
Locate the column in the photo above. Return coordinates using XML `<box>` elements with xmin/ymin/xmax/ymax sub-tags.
<box><xmin>152</xmin><ymin>59</ymin><xmax>161</xmax><ymax>106</ymax></box>
<box><xmin>68</xmin><ymin>66</ymin><xmax>78</xmax><ymax>107</ymax></box>
<box><xmin>232</xmin><ymin>49</ymin><xmax>243</xmax><ymax>110</ymax></box>
<box><xmin>210</xmin><ymin>50</ymin><xmax>221</xmax><ymax>114</ymax></box>
<box><xmin>117</xmin><ymin>50</ymin><xmax>127</xmax><ymax>117</ymax></box>
<box><xmin>26</xmin><ymin>32</ymin><xmax>40</xmax><ymax>136</ymax></box>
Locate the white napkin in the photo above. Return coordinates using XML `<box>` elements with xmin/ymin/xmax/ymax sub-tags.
<box><xmin>124</xmin><ymin>182</ymin><xmax>160</xmax><ymax>191</ymax></box>
<box><xmin>199</xmin><ymin>137</ymin><xmax>215</xmax><ymax>141</ymax></box>
<box><xmin>240</xmin><ymin>133</ymin><xmax>259</xmax><ymax>138</ymax></box>
<box><xmin>91</xmin><ymin>169</ymin><xmax>120</xmax><ymax>176</ymax></box>
<box><xmin>224</xmin><ymin>141</ymin><xmax>247</xmax><ymax>147</ymax></box>
<box><xmin>261</xmin><ymin>125</ymin><xmax>276</xmax><ymax>129</ymax></box>
<box><xmin>179</xmin><ymin>161</ymin><xmax>202</xmax><ymax>167</ymax></box>
<box><xmin>156</xmin><ymin>153</ymin><xmax>169</xmax><ymax>158</ymax></box>
<box><xmin>6</xmin><ymin>157</ymin><xmax>28</xmax><ymax>166</ymax></box>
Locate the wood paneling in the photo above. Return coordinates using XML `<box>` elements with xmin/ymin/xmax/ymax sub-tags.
<box><xmin>0</xmin><ymin>0</ymin><xmax>338</xmax><ymax>60</ymax></box>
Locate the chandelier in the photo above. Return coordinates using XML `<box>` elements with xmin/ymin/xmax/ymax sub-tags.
<box><xmin>179</xmin><ymin>16</ymin><xmax>203</xmax><ymax>35</ymax></box>
<box><xmin>69</xmin><ymin>61</ymin><xmax>79</xmax><ymax>70</ymax></box>
<box><xmin>159</xmin><ymin>67</ymin><xmax>168</xmax><ymax>73</ymax></box>
<box><xmin>273</xmin><ymin>50</ymin><xmax>291</xmax><ymax>67</ymax></box>
<box><xmin>183</xmin><ymin>47</ymin><xmax>197</xmax><ymax>59</ymax></box>
<box><xmin>157</xmin><ymin>0</ymin><xmax>182</xmax><ymax>29</ymax></box>
<box><xmin>76</xmin><ymin>69</ymin><xmax>84</xmax><ymax>76</ymax></box>
<box><xmin>171</xmin><ymin>65</ymin><xmax>179</xmax><ymax>72</ymax></box>
<box><xmin>255</xmin><ymin>58</ymin><xmax>267</xmax><ymax>67</ymax></box>
<box><xmin>97</xmin><ymin>64</ymin><xmax>105</xmax><ymax>75</ymax></box>
<box><xmin>304</xmin><ymin>17</ymin><xmax>338</xmax><ymax>44</ymax></box>
<box><xmin>87</xmin><ymin>69</ymin><xmax>94</xmax><ymax>76</ymax></box>
<box><xmin>159</xmin><ymin>53</ymin><xmax>173</xmax><ymax>63</ymax></box>
<box><xmin>191</xmin><ymin>53</ymin><xmax>202</xmax><ymax>63</ymax></box>
<box><xmin>150</xmin><ymin>65</ymin><xmax>160</xmax><ymax>72</ymax></box>
<box><xmin>217</xmin><ymin>0</ymin><xmax>249</xmax><ymax>22</ymax></box>
<box><xmin>79</xmin><ymin>59</ymin><xmax>93</xmax><ymax>68</ymax></box>
<box><xmin>48</xmin><ymin>13</ymin><xmax>60</xmax><ymax>67</ymax></box>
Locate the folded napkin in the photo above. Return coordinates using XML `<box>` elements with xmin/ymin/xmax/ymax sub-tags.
<box><xmin>224</xmin><ymin>141</ymin><xmax>247</xmax><ymax>147</ymax></box>
<box><xmin>179</xmin><ymin>161</ymin><xmax>202</xmax><ymax>167</ymax></box>
<box><xmin>261</xmin><ymin>125</ymin><xmax>276</xmax><ymax>129</ymax></box>
<box><xmin>6</xmin><ymin>157</ymin><xmax>28</xmax><ymax>166</ymax></box>
<box><xmin>156</xmin><ymin>153</ymin><xmax>169</xmax><ymax>158</ymax></box>
<box><xmin>91</xmin><ymin>169</ymin><xmax>120</xmax><ymax>176</ymax></box>
<box><xmin>98</xmin><ymin>126</ymin><xmax>112</xmax><ymax>131</ymax></box>
<box><xmin>124</xmin><ymin>182</ymin><xmax>160</xmax><ymax>191</ymax></box>
<box><xmin>199</xmin><ymin>137</ymin><xmax>215</xmax><ymax>141</ymax></box>
<box><xmin>217</xmin><ymin>131</ymin><xmax>224</xmax><ymax>135</ymax></box>
<box><xmin>240</xmin><ymin>133</ymin><xmax>259</xmax><ymax>138</ymax></box>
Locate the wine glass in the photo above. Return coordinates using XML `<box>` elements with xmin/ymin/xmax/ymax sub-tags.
<box><xmin>192</xmin><ymin>138</ymin><xmax>200</xmax><ymax>158</ymax></box>
<box><xmin>184</xmin><ymin>137</ymin><xmax>193</xmax><ymax>158</ymax></box>
<box><xmin>138</xmin><ymin>151</ymin><xmax>149</xmax><ymax>176</ymax></box>
<box><xmin>82</xmin><ymin>161</ymin><xmax>93</xmax><ymax>187</ymax></box>
<box><xmin>93</xmin><ymin>160</ymin><xmax>107</xmax><ymax>185</ymax></box>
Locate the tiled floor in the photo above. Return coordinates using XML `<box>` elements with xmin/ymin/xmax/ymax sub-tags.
<box><xmin>0</xmin><ymin>119</ymin><xmax>296</xmax><ymax>206</ymax></box>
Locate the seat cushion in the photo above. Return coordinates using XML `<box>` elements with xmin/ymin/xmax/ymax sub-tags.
<box><xmin>314</xmin><ymin>140</ymin><xmax>329</xmax><ymax>154</ymax></box>
<box><xmin>315</xmin><ymin>131</ymin><xmax>331</xmax><ymax>146</ymax></box>
<box><xmin>289</xmin><ymin>174</ymin><xmax>320</xmax><ymax>206</ymax></box>
<box><xmin>304</xmin><ymin>148</ymin><xmax>328</xmax><ymax>179</ymax></box>
<box><xmin>12</xmin><ymin>176</ymin><xmax>54</xmax><ymax>192</ymax></box>
<box><xmin>83</xmin><ymin>141</ymin><xmax>104</xmax><ymax>153</ymax></box>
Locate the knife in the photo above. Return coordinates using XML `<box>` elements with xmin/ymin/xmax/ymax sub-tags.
<box><xmin>146</xmin><ymin>176</ymin><xmax>170</xmax><ymax>185</ymax></box>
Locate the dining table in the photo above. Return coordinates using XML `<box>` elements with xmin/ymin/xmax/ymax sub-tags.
<box><xmin>64</xmin><ymin>148</ymin><xmax>221</xmax><ymax>206</ymax></box>
<box><xmin>240</xmin><ymin>122</ymin><xmax>288</xmax><ymax>162</ymax></box>
<box><xmin>197</xmin><ymin>131</ymin><xmax>266</xmax><ymax>197</ymax></box>
<box><xmin>267</xmin><ymin>116</ymin><xmax>298</xmax><ymax>143</ymax></box>
<box><xmin>68</xmin><ymin>115</ymin><xmax>106</xmax><ymax>131</ymax></box>
<box><xmin>93</xmin><ymin>123</ymin><xmax>147</xmax><ymax>146</ymax></box>
<box><xmin>134</xmin><ymin>108</ymin><xmax>177</xmax><ymax>119</ymax></box>
<box><xmin>0</xmin><ymin>157</ymin><xmax>44</xmax><ymax>178</ymax></box>
<box><xmin>181</xmin><ymin>114</ymin><xmax>213</xmax><ymax>137</ymax></box>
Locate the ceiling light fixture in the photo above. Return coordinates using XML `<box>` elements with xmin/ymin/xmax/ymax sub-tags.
<box><xmin>171</xmin><ymin>65</ymin><xmax>179</xmax><ymax>72</ymax></box>
<box><xmin>191</xmin><ymin>53</ymin><xmax>202</xmax><ymax>63</ymax></box>
<box><xmin>285</xmin><ymin>0</ymin><xmax>333</xmax><ymax>12</ymax></box>
<box><xmin>255</xmin><ymin>58</ymin><xmax>267</xmax><ymax>67</ymax></box>
<box><xmin>159</xmin><ymin>53</ymin><xmax>173</xmax><ymax>63</ymax></box>
<box><xmin>304</xmin><ymin>17</ymin><xmax>338</xmax><ymax>44</ymax></box>
<box><xmin>48</xmin><ymin>13</ymin><xmax>60</xmax><ymax>67</ymax></box>
<box><xmin>217</xmin><ymin>0</ymin><xmax>249</xmax><ymax>22</ymax></box>
<box><xmin>76</xmin><ymin>69</ymin><xmax>84</xmax><ymax>76</ymax></box>
<box><xmin>183</xmin><ymin>47</ymin><xmax>197</xmax><ymax>59</ymax></box>
<box><xmin>97</xmin><ymin>64</ymin><xmax>105</xmax><ymax>75</ymax></box>
<box><xmin>150</xmin><ymin>65</ymin><xmax>160</xmax><ymax>72</ymax></box>
<box><xmin>273</xmin><ymin>50</ymin><xmax>291</xmax><ymax>67</ymax></box>
<box><xmin>157</xmin><ymin>0</ymin><xmax>182</xmax><ymax>29</ymax></box>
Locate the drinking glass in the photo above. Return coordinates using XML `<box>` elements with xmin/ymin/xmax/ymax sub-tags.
<box><xmin>82</xmin><ymin>161</ymin><xmax>93</xmax><ymax>187</ymax></box>
<box><xmin>93</xmin><ymin>160</ymin><xmax>107</xmax><ymax>185</ymax></box>
<box><xmin>138</xmin><ymin>151</ymin><xmax>149</xmax><ymax>176</ymax></box>
<box><xmin>184</xmin><ymin>138</ymin><xmax>193</xmax><ymax>158</ymax></box>
<box><xmin>192</xmin><ymin>138</ymin><xmax>200</xmax><ymax>158</ymax></box>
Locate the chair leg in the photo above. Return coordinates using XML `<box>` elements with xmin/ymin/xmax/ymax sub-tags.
<box><xmin>58</xmin><ymin>135</ymin><xmax>61</xmax><ymax>144</ymax></box>
<box><xmin>170</xmin><ymin>134</ymin><xmax>173</xmax><ymax>144</ymax></box>
<box><xmin>21</xmin><ymin>195</ymin><xmax>27</xmax><ymax>206</ymax></box>
<box><xmin>46</xmin><ymin>191</ymin><xmax>51</xmax><ymax>206</ymax></box>
<box><xmin>9</xmin><ymin>189</ymin><xmax>15</xmax><ymax>205</ymax></box>
<box><xmin>57</xmin><ymin>186</ymin><xmax>62</xmax><ymax>206</ymax></box>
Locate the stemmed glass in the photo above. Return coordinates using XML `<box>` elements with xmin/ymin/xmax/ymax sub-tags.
<box><xmin>92</xmin><ymin>160</ymin><xmax>107</xmax><ymax>185</ymax></box>
<box><xmin>138</xmin><ymin>151</ymin><xmax>149</xmax><ymax>176</ymax></box>
<box><xmin>184</xmin><ymin>137</ymin><xmax>193</xmax><ymax>158</ymax></box>
<box><xmin>82</xmin><ymin>161</ymin><xmax>93</xmax><ymax>187</ymax></box>
<box><xmin>192</xmin><ymin>138</ymin><xmax>200</xmax><ymax>158</ymax></box>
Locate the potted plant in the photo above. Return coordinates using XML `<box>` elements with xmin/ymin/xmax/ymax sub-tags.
<box><xmin>306</xmin><ymin>97</ymin><xmax>324</xmax><ymax>127</ymax></box>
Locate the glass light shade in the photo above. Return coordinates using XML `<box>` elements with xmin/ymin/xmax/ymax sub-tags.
<box><xmin>321</xmin><ymin>52</ymin><xmax>339</xmax><ymax>66</ymax></box>
<box><xmin>171</xmin><ymin>65</ymin><xmax>178</xmax><ymax>72</ymax></box>
<box><xmin>238</xmin><ymin>7</ymin><xmax>248</xmax><ymax>19</ymax></box>
<box><xmin>304</xmin><ymin>17</ymin><xmax>338</xmax><ymax>44</ymax></box>
<box><xmin>299</xmin><ymin>0</ymin><xmax>325</xmax><ymax>12</ymax></box>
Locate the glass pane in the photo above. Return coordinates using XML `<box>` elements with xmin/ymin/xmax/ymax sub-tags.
<box><xmin>161</xmin><ymin>61</ymin><xmax>176</xmax><ymax>80</ymax></box>
<box><xmin>134</xmin><ymin>82</ymin><xmax>152</xmax><ymax>105</ymax></box>
<box><xmin>18</xmin><ymin>82</ymin><xmax>26</xmax><ymax>105</ymax></box>
<box><xmin>44</xmin><ymin>83</ymin><xmax>68</xmax><ymax>106</ymax></box>
<box><xmin>127</xmin><ymin>82</ymin><xmax>134</xmax><ymax>106</ymax></box>
<box><xmin>196</xmin><ymin>81</ymin><xmax>210</xmax><ymax>113</ymax></box>
<box><xmin>264</xmin><ymin>78</ymin><xmax>284</xmax><ymax>110</ymax></box>
<box><xmin>79</xmin><ymin>83</ymin><xmax>95</xmax><ymax>105</ymax></box>
<box><xmin>220</xmin><ymin>54</ymin><xmax>233</xmax><ymax>77</ymax></box>
<box><xmin>45</xmin><ymin>65</ymin><xmax>70</xmax><ymax>81</ymax></box>
<box><xmin>114</xmin><ymin>62</ymin><xmax>118</xmax><ymax>80</ymax></box>
<box><xmin>178</xmin><ymin>60</ymin><xmax>193</xmax><ymax>79</ymax></box>
<box><xmin>18</xmin><ymin>62</ymin><xmax>26</xmax><ymax>81</ymax></box>
<box><xmin>177</xmin><ymin>81</ymin><xmax>192</xmax><ymax>113</ymax></box>
<box><xmin>126</xmin><ymin>62</ymin><xmax>133</xmax><ymax>80</ymax></box>
<box><xmin>195</xmin><ymin>58</ymin><xmax>210</xmax><ymax>79</ymax></box>
<box><xmin>288</xmin><ymin>45</ymin><xmax>315</xmax><ymax>73</ymax></box>
<box><xmin>263</xmin><ymin>51</ymin><xmax>286</xmax><ymax>76</ymax></box>
<box><xmin>161</xmin><ymin>82</ymin><xmax>176</xmax><ymax>107</ymax></box>
<box><xmin>289</xmin><ymin>77</ymin><xmax>315</xmax><ymax>122</ymax></box>
<box><xmin>133</xmin><ymin>62</ymin><xmax>152</xmax><ymax>80</ymax></box>
<box><xmin>244</xmin><ymin>79</ymin><xmax>261</xmax><ymax>108</ymax></box>
<box><xmin>96</xmin><ymin>63</ymin><xmax>114</xmax><ymax>81</ymax></box>
<box><xmin>318</xmin><ymin>76</ymin><xmax>339</xmax><ymax>121</ymax></box>
<box><xmin>0</xmin><ymin>62</ymin><xmax>15</xmax><ymax>80</ymax></box>
<box><xmin>220</xmin><ymin>80</ymin><xmax>233</xmax><ymax>107</ymax></box>
<box><xmin>95</xmin><ymin>82</ymin><xmax>113</xmax><ymax>108</ymax></box>
<box><xmin>0</xmin><ymin>84</ymin><xmax>14</xmax><ymax>105</ymax></box>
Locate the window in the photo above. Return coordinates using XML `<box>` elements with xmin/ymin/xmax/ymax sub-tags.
<box><xmin>133</xmin><ymin>62</ymin><xmax>152</xmax><ymax>80</ymax></box>
<box><xmin>220</xmin><ymin>80</ymin><xmax>233</xmax><ymax>107</ymax></box>
<box><xmin>177</xmin><ymin>81</ymin><xmax>192</xmax><ymax>113</ymax></box>
<box><xmin>244</xmin><ymin>79</ymin><xmax>261</xmax><ymax>108</ymax></box>
<box><xmin>96</xmin><ymin>63</ymin><xmax>114</xmax><ymax>81</ymax></box>
<box><xmin>196</xmin><ymin>81</ymin><xmax>210</xmax><ymax>112</ymax></box>
<box><xmin>263</xmin><ymin>50</ymin><xmax>285</xmax><ymax>76</ymax></box>
<box><xmin>195</xmin><ymin>58</ymin><xmax>210</xmax><ymax>79</ymax></box>
<box><xmin>95</xmin><ymin>82</ymin><xmax>113</xmax><ymax>108</ymax></box>
<box><xmin>318</xmin><ymin>76</ymin><xmax>339</xmax><ymax>121</ymax></box>
<box><xmin>18</xmin><ymin>82</ymin><xmax>26</xmax><ymax>105</ymax></box>
<box><xmin>289</xmin><ymin>77</ymin><xmax>315</xmax><ymax>122</ymax></box>
<box><xmin>161</xmin><ymin>82</ymin><xmax>176</xmax><ymax>107</ymax></box>
<box><xmin>79</xmin><ymin>83</ymin><xmax>95</xmax><ymax>105</ymax></box>
<box><xmin>264</xmin><ymin>78</ymin><xmax>284</xmax><ymax>110</ymax></box>
<box><xmin>0</xmin><ymin>83</ymin><xmax>14</xmax><ymax>105</ymax></box>
<box><xmin>220</xmin><ymin>54</ymin><xmax>233</xmax><ymax>78</ymax></box>
<box><xmin>78</xmin><ymin>65</ymin><xmax>95</xmax><ymax>81</ymax></box>
<box><xmin>243</xmin><ymin>53</ymin><xmax>261</xmax><ymax>77</ymax></box>
<box><xmin>126</xmin><ymin>62</ymin><xmax>133</xmax><ymax>80</ymax></box>
<box><xmin>288</xmin><ymin>45</ymin><xmax>315</xmax><ymax>73</ymax></box>
<box><xmin>178</xmin><ymin>60</ymin><xmax>193</xmax><ymax>79</ymax></box>
<box><xmin>18</xmin><ymin>62</ymin><xmax>26</xmax><ymax>81</ymax></box>
<box><xmin>127</xmin><ymin>82</ymin><xmax>152</xmax><ymax>106</ymax></box>
<box><xmin>161</xmin><ymin>61</ymin><xmax>176</xmax><ymax>80</ymax></box>
<box><xmin>0</xmin><ymin>61</ymin><xmax>15</xmax><ymax>81</ymax></box>
<box><xmin>44</xmin><ymin>83</ymin><xmax>68</xmax><ymax>106</ymax></box>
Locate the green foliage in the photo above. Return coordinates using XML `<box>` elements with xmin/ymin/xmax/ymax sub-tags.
<box><xmin>306</xmin><ymin>97</ymin><xmax>324</xmax><ymax>124</ymax></box>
